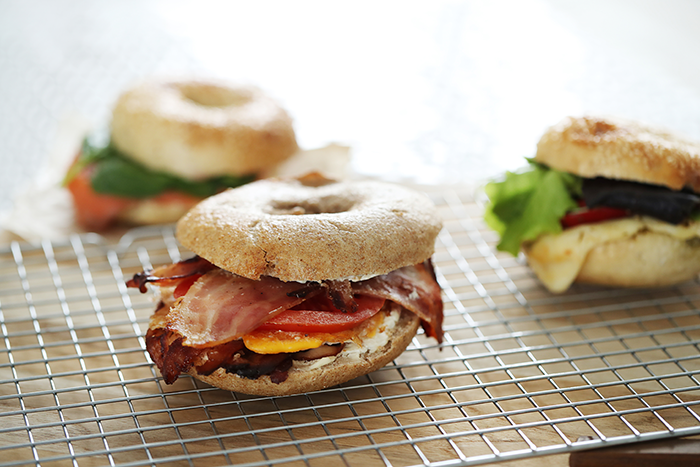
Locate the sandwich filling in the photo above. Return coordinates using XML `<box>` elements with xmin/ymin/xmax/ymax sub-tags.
<box><xmin>485</xmin><ymin>160</ymin><xmax>700</xmax><ymax>291</ymax></box>
<box><xmin>64</xmin><ymin>136</ymin><xmax>254</xmax><ymax>230</ymax></box>
<box><xmin>127</xmin><ymin>256</ymin><xmax>443</xmax><ymax>384</ymax></box>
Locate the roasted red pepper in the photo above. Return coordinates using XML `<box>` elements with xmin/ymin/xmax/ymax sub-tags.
<box><xmin>561</xmin><ymin>203</ymin><xmax>629</xmax><ymax>229</ymax></box>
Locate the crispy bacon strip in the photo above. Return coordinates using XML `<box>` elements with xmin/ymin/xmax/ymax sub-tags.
<box><xmin>126</xmin><ymin>256</ymin><xmax>216</xmax><ymax>293</ymax></box>
<box><xmin>145</xmin><ymin>325</ymin><xmax>344</xmax><ymax>385</ymax></box>
<box><xmin>354</xmin><ymin>260</ymin><xmax>444</xmax><ymax>343</ymax></box>
<box><xmin>163</xmin><ymin>262</ymin><xmax>443</xmax><ymax>347</ymax></box>
<box><xmin>324</xmin><ymin>280</ymin><xmax>358</xmax><ymax>313</ymax></box>
<box><xmin>133</xmin><ymin>258</ymin><xmax>443</xmax><ymax>346</ymax></box>
<box><xmin>167</xmin><ymin>269</ymin><xmax>320</xmax><ymax>347</ymax></box>
<box><xmin>222</xmin><ymin>350</ymin><xmax>292</xmax><ymax>382</ymax></box>
<box><xmin>134</xmin><ymin>256</ymin><xmax>444</xmax><ymax>385</ymax></box>
<box><xmin>146</xmin><ymin>327</ymin><xmax>201</xmax><ymax>384</ymax></box>
<box><xmin>294</xmin><ymin>344</ymin><xmax>344</xmax><ymax>361</ymax></box>
<box><xmin>194</xmin><ymin>339</ymin><xmax>246</xmax><ymax>376</ymax></box>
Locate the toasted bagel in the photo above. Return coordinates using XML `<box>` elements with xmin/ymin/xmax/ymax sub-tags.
<box><xmin>115</xmin><ymin>197</ymin><xmax>199</xmax><ymax>225</ymax></box>
<box><xmin>129</xmin><ymin>174</ymin><xmax>444</xmax><ymax>396</ymax></box>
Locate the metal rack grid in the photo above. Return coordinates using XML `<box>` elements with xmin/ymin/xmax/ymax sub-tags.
<box><xmin>2</xmin><ymin>185</ymin><xmax>700</xmax><ymax>467</ymax></box>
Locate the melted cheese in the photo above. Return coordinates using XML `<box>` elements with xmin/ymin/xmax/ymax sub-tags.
<box><xmin>242</xmin><ymin>311</ymin><xmax>386</xmax><ymax>354</ymax></box>
<box><xmin>524</xmin><ymin>217</ymin><xmax>700</xmax><ymax>293</ymax></box>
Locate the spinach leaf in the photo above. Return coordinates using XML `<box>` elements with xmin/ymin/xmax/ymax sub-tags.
<box><xmin>90</xmin><ymin>155</ymin><xmax>173</xmax><ymax>198</ymax></box>
<box><xmin>67</xmin><ymin>137</ymin><xmax>255</xmax><ymax>198</ymax></box>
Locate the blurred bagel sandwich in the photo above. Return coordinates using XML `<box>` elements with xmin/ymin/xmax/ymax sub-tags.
<box><xmin>63</xmin><ymin>77</ymin><xmax>298</xmax><ymax>231</ymax></box>
<box><xmin>484</xmin><ymin>115</ymin><xmax>700</xmax><ymax>293</ymax></box>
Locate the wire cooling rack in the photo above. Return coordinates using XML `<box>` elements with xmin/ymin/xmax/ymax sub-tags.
<box><xmin>2</xmin><ymin>185</ymin><xmax>700</xmax><ymax>467</ymax></box>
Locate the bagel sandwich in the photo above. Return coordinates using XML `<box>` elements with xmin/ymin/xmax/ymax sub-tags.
<box><xmin>484</xmin><ymin>115</ymin><xmax>700</xmax><ymax>293</ymax></box>
<box><xmin>63</xmin><ymin>77</ymin><xmax>298</xmax><ymax>231</ymax></box>
<box><xmin>127</xmin><ymin>173</ymin><xmax>444</xmax><ymax>396</ymax></box>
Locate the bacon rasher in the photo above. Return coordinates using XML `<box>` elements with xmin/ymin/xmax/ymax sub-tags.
<box><xmin>167</xmin><ymin>269</ymin><xmax>319</xmax><ymax>347</ymax></box>
<box><xmin>126</xmin><ymin>256</ymin><xmax>216</xmax><ymax>293</ymax></box>
<box><xmin>354</xmin><ymin>261</ymin><xmax>444</xmax><ymax>343</ymax></box>
<box><xmin>156</xmin><ymin>261</ymin><xmax>443</xmax><ymax>348</ymax></box>
<box><xmin>129</xmin><ymin>257</ymin><xmax>444</xmax><ymax>384</ymax></box>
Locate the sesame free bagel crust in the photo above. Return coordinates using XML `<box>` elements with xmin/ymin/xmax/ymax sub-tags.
<box><xmin>176</xmin><ymin>173</ymin><xmax>443</xmax><ymax>282</ymax></box>
<box><xmin>535</xmin><ymin>115</ymin><xmax>700</xmax><ymax>191</ymax></box>
<box><xmin>111</xmin><ymin>78</ymin><xmax>298</xmax><ymax>180</ymax></box>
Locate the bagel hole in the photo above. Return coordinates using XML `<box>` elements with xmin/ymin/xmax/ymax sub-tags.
<box><xmin>179</xmin><ymin>84</ymin><xmax>251</xmax><ymax>108</ymax></box>
<box><xmin>267</xmin><ymin>196</ymin><xmax>355</xmax><ymax>215</ymax></box>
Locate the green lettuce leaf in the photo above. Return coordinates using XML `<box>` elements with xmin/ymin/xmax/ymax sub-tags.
<box><xmin>64</xmin><ymin>137</ymin><xmax>255</xmax><ymax>199</ymax></box>
<box><xmin>484</xmin><ymin>161</ymin><xmax>582</xmax><ymax>255</ymax></box>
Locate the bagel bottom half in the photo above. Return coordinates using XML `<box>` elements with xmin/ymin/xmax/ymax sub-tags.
<box><xmin>525</xmin><ymin>227</ymin><xmax>700</xmax><ymax>292</ymax></box>
<box><xmin>180</xmin><ymin>309</ymin><xmax>420</xmax><ymax>397</ymax></box>
<box><xmin>116</xmin><ymin>197</ymin><xmax>198</xmax><ymax>225</ymax></box>
<box><xmin>575</xmin><ymin>231</ymin><xmax>700</xmax><ymax>288</ymax></box>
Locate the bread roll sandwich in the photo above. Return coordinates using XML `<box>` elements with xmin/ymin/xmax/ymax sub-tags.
<box><xmin>484</xmin><ymin>115</ymin><xmax>700</xmax><ymax>293</ymax></box>
<box><xmin>127</xmin><ymin>173</ymin><xmax>444</xmax><ymax>396</ymax></box>
<box><xmin>63</xmin><ymin>78</ymin><xmax>298</xmax><ymax>231</ymax></box>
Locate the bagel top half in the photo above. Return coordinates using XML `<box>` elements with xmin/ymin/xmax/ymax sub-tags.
<box><xmin>176</xmin><ymin>173</ymin><xmax>443</xmax><ymax>282</ymax></box>
<box><xmin>535</xmin><ymin>115</ymin><xmax>700</xmax><ymax>191</ymax></box>
<box><xmin>110</xmin><ymin>77</ymin><xmax>298</xmax><ymax>180</ymax></box>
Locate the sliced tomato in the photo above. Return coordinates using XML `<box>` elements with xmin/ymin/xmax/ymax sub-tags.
<box><xmin>561</xmin><ymin>205</ymin><xmax>629</xmax><ymax>229</ymax></box>
<box><xmin>66</xmin><ymin>163</ymin><xmax>133</xmax><ymax>231</ymax></box>
<box><xmin>66</xmin><ymin>155</ymin><xmax>203</xmax><ymax>231</ymax></box>
<box><xmin>257</xmin><ymin>294</ymin><xmax>386</xmax><ymax>333</ymax></box>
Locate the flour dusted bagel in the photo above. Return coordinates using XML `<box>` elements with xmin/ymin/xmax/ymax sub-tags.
<box><xmin>535</xmin><ymin>115</ymin><xmax>700</xmax><ymax>191</ymax></box>
<box><xmin>111</xmin><ymin>78</ymin><xmax>298</xmax><ymax>179</ymax></box>
<box><xmin>176</xmin><ymin>172</ymin><xmax>443</xmax><ymax>282</ymax></box>
<box><xmin>187</xmin><ymin>309</ymin><xmax>420</xmax><ymax>396</ymax></box>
